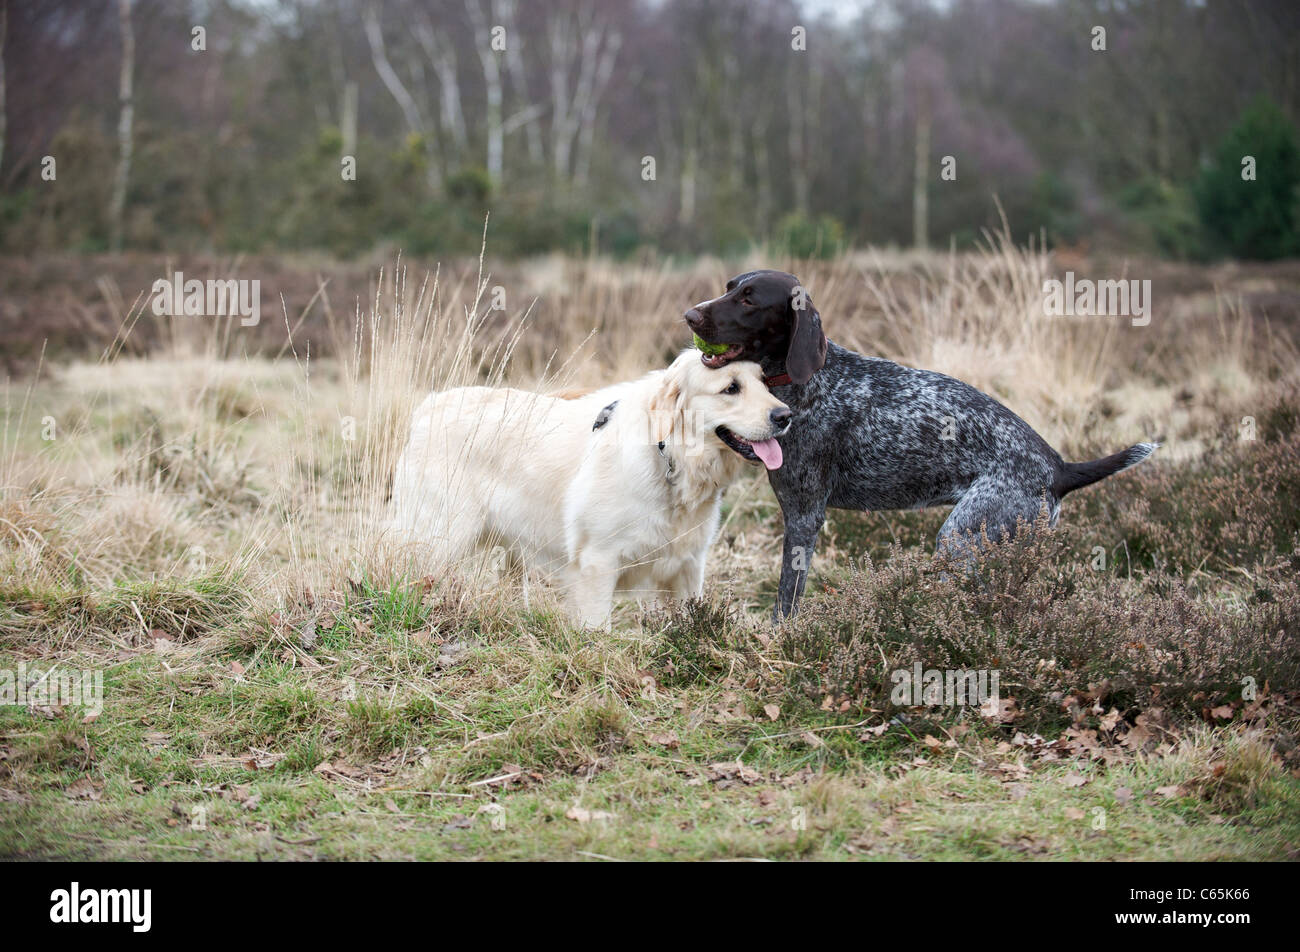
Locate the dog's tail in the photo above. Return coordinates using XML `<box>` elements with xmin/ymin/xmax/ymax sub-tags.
<box><xmin>1053</xmin><ymin>441</ymin><xmax>1159</xmax><ymax>497</ymax></box>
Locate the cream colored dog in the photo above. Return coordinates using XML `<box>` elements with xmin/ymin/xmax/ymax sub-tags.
<box><xmin>390</xmin><ymin>351</ymin><xmax>792</xmax><ymax>627</ymax></box>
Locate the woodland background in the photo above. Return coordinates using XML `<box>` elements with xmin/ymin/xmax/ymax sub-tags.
<box><xmin>1</xmin><ymin>0</ymin><xmax>1298</xmax><ymax>261</ymax></box>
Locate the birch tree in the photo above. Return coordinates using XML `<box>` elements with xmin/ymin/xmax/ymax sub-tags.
<box><xmin>0</xmin><ymin>0</ymin><xmax>8</xmax><ymax>178</ymax></box>
<box><xmin>546</xmin><ymin>3</ymin><xmax>621</xmax><ymax>183</ymax></box>
<box><xmin>108</xmin><ymin>0</ymin><xmax>134</xmax><ymax>252</ymax></box>
<box><xmin>498</xmin><ymin>0</ymin><xmax>544</xmax><ymax>166</ymax></box>
<box><xmin>413</xmin><ymin>11</ymin><xmax>468</xmax><ymax>155</ymax></box>
<box><xmin>465</xmin><ymin>0</ymin><xmax>503</xmax><ymax>182</ymax></box>
<box><xmin>363</xmin><ymin>1</ymin><xmax>441</xmax><ymax>190</ymax></box>
<box><xmin>912</xmin><ymin>87</ymin><xmax>929</xmax><ymax>250</ymax></box>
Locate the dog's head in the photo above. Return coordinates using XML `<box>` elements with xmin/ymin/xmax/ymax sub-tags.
<box><xmin>684</xmin><ymin>270</ymin><xmax>827</xmax><ymax>384</ymax></box>
<box><xmin>648</xmin><ymin>351</ymin><xmax>792</xmax><ymax>471</ymax></box>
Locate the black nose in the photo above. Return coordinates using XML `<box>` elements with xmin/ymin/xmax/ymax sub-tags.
<box><xmin>684</xmin><ymin>307</ymin><xmax>703</xmax><ymax>327</ymax></box>
<box><xmin>770</xmin><ymin>407</ymin><xmax>792</xmax><ymax>428</ymax></box>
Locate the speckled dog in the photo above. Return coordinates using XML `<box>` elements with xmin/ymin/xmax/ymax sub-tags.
<box><xmin>685</xmin><ymin>269</ymin><xmax>1158</xmax><ymax>621</ymax></box>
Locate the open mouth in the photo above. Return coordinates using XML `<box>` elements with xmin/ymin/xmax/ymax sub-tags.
<box><xmin>715</xmin><ymin>426</ymin><xmax>783</xmax><ymax>470</ymax></box>
<box><xmin>699</xmin><ymin>343</ymin><xmax>744</xmax><ymax>368</ymax></box>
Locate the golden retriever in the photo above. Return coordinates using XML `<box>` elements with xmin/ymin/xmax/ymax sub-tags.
<box><xmin>390</xmin><ymin>351</ymin><xmax>792</xmax><ymax>627</ymax></box>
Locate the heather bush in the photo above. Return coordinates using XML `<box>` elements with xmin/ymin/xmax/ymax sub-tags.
<box><xmin>646</xmin><ymin>596</ymin><xmax>752</xmax><ymax>687</ymax></box>
<box><xmin>779</xmin><ymin>523</ymin><xmax>1300</xmax><ymax>733</ymax></box>
<box><xmin>1072</xmin><ymin>397</ymin><xmax>1300</xmax><ymax>575</ymax></box>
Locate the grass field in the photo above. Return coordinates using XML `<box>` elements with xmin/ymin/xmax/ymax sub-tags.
<box><xmin>2</xmin><ymin>238</ymin><xmax>1299</xmax><ymax>860</ymax></box>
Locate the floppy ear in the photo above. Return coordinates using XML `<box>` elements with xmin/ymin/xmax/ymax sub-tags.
<box><xmin>786</xmin><ymin>288</ymin><xmax>827</xmax><ymax>384</ymax></box>
<box><xmin>647</xmin><ymin>368</ymin><xmax>687</xmax><ymax>444</ymax></box>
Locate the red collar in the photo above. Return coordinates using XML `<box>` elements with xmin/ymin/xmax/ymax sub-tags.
<box><xmin>763</xmin><ymin>373</ymin><xmax>793</xmax><ymax>387</ymax></box>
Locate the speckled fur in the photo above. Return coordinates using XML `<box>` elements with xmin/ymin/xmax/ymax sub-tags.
<box><xmin>685</xmin><ymin>270</ymin><xmax>1158</xmax><ymax>620</ymax></box>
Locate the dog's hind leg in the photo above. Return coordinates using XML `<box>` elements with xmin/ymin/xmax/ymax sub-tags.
<box><xmin>935</xmin><ymin>477</ymin><xmax>1054</xmax><ymax>570</ymax></box>
<box><xmin>403</xmin><ymin>490</ymin><xmax>486</xmax><ymax>577</ymax></box>
<box><xmin>505</xmin><ymin>549</ymin><xmax>532</xmax><ymax>612</ymax></box>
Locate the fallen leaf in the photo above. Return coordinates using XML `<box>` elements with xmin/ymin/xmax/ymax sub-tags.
<box><xmin>64</xmin><ymin>777</ymin><xmax>102</xmax><ymax>801</ymax></box>
<box><xmin>706</xmin><ymin>761</ymin><xmax>762</xmax><ymax>785</ymax></box>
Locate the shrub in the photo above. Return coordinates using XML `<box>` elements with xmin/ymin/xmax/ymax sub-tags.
<box><xmin>1028</xmin><ymin>171</ymin><xmax>1082</xmax><ymax>246</ymax></box>
<box><xmin>1117</xmin><ymin>177</ymin><xmax>1205</xmax><ymax>259</ymax></box>
<box><xmin>646</xmin><ymin>597</ymin><xmax>750</xmax><ymax>687</ymax></box>
<box><xmin>1072</xmin><ymin>398</ymin><xmax>1300</xmax><ymax>575</ymax></box>
<box><xmin>775</xmin><ymin>212</ymin><xmax>845</xmax><ymax>259</ymax></box>
<box><xmin>779</xmin><ymin>526</ymin><xmax>1300</xmax><ymax>732</ymax></box>
<box><xmin>446</xmin><ymin>166</ymin><xmax>493</xmax><ymax>207</ymax></box>
<box><xmin>1195</xmin><ymin>98</ymin><xmax>1300</xmax><ymax>259</ymax></box>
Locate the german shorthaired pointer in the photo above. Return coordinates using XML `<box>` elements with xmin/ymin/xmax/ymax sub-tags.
<box><xmin>685</xmin><ymin>269</ymin><xmax>1157</xmax><ymax>621</ymax></box>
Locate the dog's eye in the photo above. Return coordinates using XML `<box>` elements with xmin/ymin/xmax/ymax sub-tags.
<box><xmin>722</xmin><ymin>380</ymin><xmax>741</xmax><ymax>395</ymax></box>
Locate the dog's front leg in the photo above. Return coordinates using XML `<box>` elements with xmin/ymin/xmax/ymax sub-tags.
<box><xmin>567</xmin><ymin>551</ymin><xmax>620</xmax><ymax>630</ymax></box>
<box><xmin>775</xmin><ymin>503</ymin><xmax>827</xmax><ymax>622</ymax></box>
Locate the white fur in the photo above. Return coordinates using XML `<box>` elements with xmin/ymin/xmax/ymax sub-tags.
<box><xmin>390</xmin><ymin>351</ymin><xmax>788</xmax><ymax>627</ymax></box>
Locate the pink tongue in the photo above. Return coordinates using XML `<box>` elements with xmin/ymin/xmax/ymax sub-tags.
<box><xmin>749</xmin><ymin>438</ymin><xmax>783</xmax><ymax>470</ymax></box>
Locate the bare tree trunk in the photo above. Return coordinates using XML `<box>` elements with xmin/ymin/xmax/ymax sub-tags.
<box><xmin>573</xmin><ymin>28</ymin><xmax>619</xmax><ymax>187</ymax></box>
<box><xmin>0</xmin><ymin>0</ymin><xmax>8</xmax><ymax>179</ymax></box>
<box><xmin>912</xmin><ymin>91</ymin><xmax>930</xmax><ymax>250</ymax></box>
<box><xmin>341</xmin><ymin>80</ymin><xmax>358</xmax><ymax>158</ymax></box>
<box><xmin>753</xmin><ymin>110</ymin><xmax>772</xmax><ymax>233</ymax></box>
<box><xmin>466</xmin><ymin>0</ymin><xmax>503</xmax><ymax>183</ymax></box>
<box><xmin>363</xmin><ymin>2</ymin><xmax>440</xmax><ymax>190</ymax></box>
<box><xmin>414</xmin><ymin>14</ymin><xmax>468</xmax><ymax>155</ymax></box>
<box><xmin>547</xmin><ymin>9</ymin><xmax>619</xmax><ymax>183</ymax></box>
<box><xmin>888</xmin><ymin>58</ymin><xmax>905</xmax><ymax>195</ymax></box>
<box><xmin>498</xmin><ymin>0</ymin><xmax>543</xmax><ymax>165</ymax></box>
<box><xmin>109</xmin><ymin>0</ymin><xmax>134</xmax><ymax>253</ymax></box>
<box><xmin>678</xmin><ymin>116</ymin><xmax>696</xmax><ymax>226</ymax></box>
<box><xmin>325</xmin><ymin>7</ymin><xmax>349</xmax><ymax>130</ymax></box>
<box><xmin>547</xmin><ymin>15</ymin><xmax>574</xmax><ymax>179</ymax></box>
<box><xmin>1154</xmin><ymin>103</ymin><xmax>1170</xmax><ymax>180</ymax></box>
<box><xmin>787</xmin><ymin>80</ymin><xmax>809</xmax><ymax>216</ymax></box>
<box><xmin>724</xmin><ymin>51</ymin><xmax>745</xmax><ymax>196</ymax></box>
